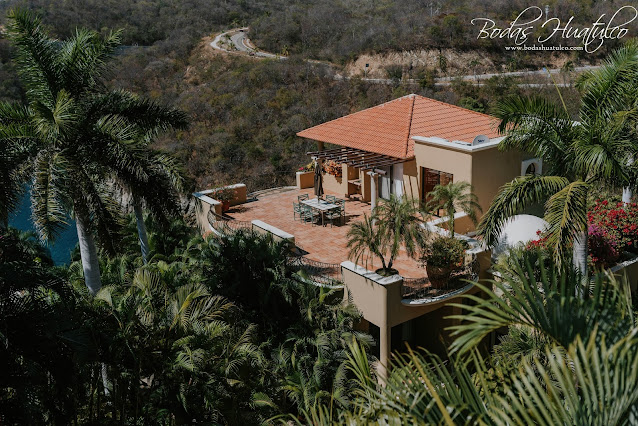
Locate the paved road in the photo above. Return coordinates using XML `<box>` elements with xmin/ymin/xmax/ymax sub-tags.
<box><xmin>211</xmin><ymin>27</ymin><xmax>281</xmax><ymax>59</ymax></box>
<box><xmin>436</xmin><ymin>65</ymin><xmax>600</xmax><ymax>83</ymax></box>
<box><xmin>211</xmin><ymin>28</ymin><xmax>599</xmax><ymax>86</ymax></box>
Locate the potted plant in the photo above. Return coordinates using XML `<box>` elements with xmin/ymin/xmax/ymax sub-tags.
<box><xmin>422</xmin><ymin>237</ymin><xmax>467</xmax><ymax>288</ymax></box>
<box><xmin>322</xmin><ymin>160</ymin><xmax>342</xmax><ymax>177</ymax></box>
<box><xmin>211</xmin><ymin>186</ymin><xmax>236</xmax><ymax>212</ymax></box>
<box><xmin>298</xmin><ymin>161</ymin><xmax>315</xmax><ymax>173</ymax></box>
<box><xmin>347</xmin><ymin>195</ymin><xmax>427</xmax><ymax>277</ymax></box>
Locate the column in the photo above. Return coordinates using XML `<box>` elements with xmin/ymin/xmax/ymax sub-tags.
<box><xmin>368</xmin><ymin>171</ymin><xmax>378</xmax><ymax>215</ymax></box>
<box><xmin>378</xmin><ymin>323</ymin><xmax>391</xmax><ymax>383</ymax></box>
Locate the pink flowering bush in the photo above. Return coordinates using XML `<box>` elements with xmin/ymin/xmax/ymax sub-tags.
<box><xmin>588</xmin><ymin>200</ymin><xmax>638</xmax><ymax>254</ymax></box>
<box><xmin>587</xmin><ymin>224</ymin><xmax>620</xmax><ymax>268</ymax></box>
<box><xmin>524</xmin><ymin>224</ymin><xmax>620</xmax><ymax>270</ymax></box>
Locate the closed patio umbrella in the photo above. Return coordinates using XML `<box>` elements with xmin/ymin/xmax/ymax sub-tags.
<box><xmin>314</xmin><ymin>162</ymin><xmax>324</xmax><ymax>198</ymax></box>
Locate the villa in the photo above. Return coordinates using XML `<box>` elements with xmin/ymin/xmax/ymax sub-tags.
<box><xmin>193</xmin><ymin>94</ymin><xmax>542</xmax><ymax>373</ymax></box>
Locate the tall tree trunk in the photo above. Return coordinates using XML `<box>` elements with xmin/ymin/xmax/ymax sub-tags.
<box><xmin>133</xmin><ymin>196</ymin><xmax>149</xmax><ymax>264</ymax></box>
<box><xmin>75</xmin><ymin>214</ymin><xmax>102</xmax><ymax>295</ymax></box>
<box><xmin>572</xmin><ymin>230</ymin><xmax>588</xmax><ymax>285</ymax></box>
<box><xmin>448</xmin><ymin>214</ymin><xmax>455</xmax><ymax>238</ymax></box>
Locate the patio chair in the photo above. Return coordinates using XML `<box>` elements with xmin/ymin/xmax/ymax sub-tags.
<box><xmin>325</xmin><ymin>195</ymin><xmax>336</xmax><ymax>203</ymax></box>
<box><xmin>325</xmin><ymin>205</ymin><xmax>344</xmax><ymax>227</ymax></box>
<box><xmin>338</xmin><ymin>202</ymin><xmax>345</xmax><ymax>223</ymax></box>
<box><xmin>302</xmin><ymin>204</ymin><xmax>319</xmax><ymax>226</ymax></box>
<box><xmin>298</xmin><ymin>194</ymin><xmax>309</xmax><ymax>202</ymax></box>
<box><xmin>293</xmin><ymin>202</ymin><xmax>303</xmax><ymax>221</ymax></box>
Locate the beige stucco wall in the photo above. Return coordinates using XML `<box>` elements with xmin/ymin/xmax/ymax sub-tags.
<box><xmin>251</xmin><ymin>220</ymin><xmax>296</xmax><ymax>250</ymax></box>
<box><xmin>341</xmin><ymin>262</ymin><xmax>481</xmax><ymax>331</ymax></box>
<box><xmin>402</xmin><ymin>160</ymin><xmax>420</xmax><ymax>200</ymax></box>
<box><xmin>341</xmin><ymin>261</ymin><xmax>482</xmax><ymax>377</ymax></box>
<box><xmin>193</xmin><ymin>184</ymin><xmax>247</xmax><ymax>234</ymax></box>
<box><xmin>193</xmin><ymin>196</ymin><xmax>221</xmax><ymax>234</ymax></box>
<box><xmin>413</xmin><ymin>140</ymin><xmax>525</xmax><ymax>223</ymax></box>
<box><xmin>413</xmin><ymin>142</ymin><xmax>473</xmax><ymax>190</ymax></box>
<box><xmin>229</xmin><ymin>184</ymin><xmax>248</xmax><ymax>207</ymax></box>
<box><xmin>322</xmin><ymin>172</ymin><xmax>344</xmax><ymax>196</ymax></box>
<box><xmin>471</xmin><ymin>148</ymin><xmax>524</xmax><ymax>215</ymax></box>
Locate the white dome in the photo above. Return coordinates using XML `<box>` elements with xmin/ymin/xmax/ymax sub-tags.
<box><xmin>493</xmin><ymin>214</ymin><xmax>548</xmax><ymax>258</ymax></box>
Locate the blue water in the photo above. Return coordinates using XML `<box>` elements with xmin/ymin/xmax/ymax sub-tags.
<box><xmin>8</xmin><ymin>189</ymin><xmax>78</xmax><ymax>265</ymax></box>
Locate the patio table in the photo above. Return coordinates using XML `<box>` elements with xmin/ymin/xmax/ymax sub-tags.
<box><xmin>301</xmin><ymin>198</ymin><xmax>339</xmax><ymax>226</ymax></box>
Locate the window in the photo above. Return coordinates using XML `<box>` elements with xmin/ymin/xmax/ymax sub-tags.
<box><xmin>521</xmin><ymin>158</ymin><xmax>543</xmax><ymax>176</ymax></box>
<box><xmin>421</xmin><ymin>167</ymin><xmax>453</xmax><ymax>207</ymax></box>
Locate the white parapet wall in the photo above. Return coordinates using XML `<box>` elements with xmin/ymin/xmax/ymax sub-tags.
<box><xmin>251</xmin><ymin>220</ymin><xmax>295</xmax><ymax>247</ymax></box>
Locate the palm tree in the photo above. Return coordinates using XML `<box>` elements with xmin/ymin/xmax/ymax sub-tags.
<box><xmin>478</xmin><ymin>41</ymin><xmax>638</xmax><ymax>276</ymax></box>
<box><xmin>300</xmin><ymin>253</ymin><xmax>638</xmax><ymax>424</ymax></box>
<box><xmin>425</xmin><ymin>181</ymin><xmax>481</xmax><ymax>237</ymax></box>
<box><xmin>117</xmin><ymin>147</ymin><xmax>186</xmax><ymax>263</ymax></box>
<box><xmin>0</xmin><ymin>103</ymin><xmax>33</xmax><ymax>228</ymax></box>
<box><xmin>0</xmin><ymin>10</ymin><xmax>187</xmax><ymax>294</ymax></box>
<box><xmin>347</xmin><ymin>195</ymin><xmax>427</xmax><ymax>275</ymax></box>
<box><xmin>92</xmin><ymin>264</ymin><xmax>265</xmax><ymax>424</ymax></box>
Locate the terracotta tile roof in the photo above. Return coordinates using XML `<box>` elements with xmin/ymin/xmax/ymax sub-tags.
<box><xmin>297</xmin><ymin>94</ymin><xmax>501</xmax><ymax>159</ymax></box>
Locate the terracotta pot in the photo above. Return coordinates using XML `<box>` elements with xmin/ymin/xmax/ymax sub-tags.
<box><xmin>426</xmin><ymin>264</ymin><xmax>452</xmax><ymax>289</ymax></box>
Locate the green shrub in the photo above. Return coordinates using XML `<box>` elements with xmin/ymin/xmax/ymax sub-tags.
<box><xmin>423</xmin><ymin>237</ymin><xmax>467</xmax><ymax>269</ymax></box>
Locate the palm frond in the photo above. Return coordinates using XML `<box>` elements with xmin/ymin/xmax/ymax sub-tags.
<box><xmin>543</xmin><ymin>180</ymin><xmax>589</xmax><ymax>266</ymax></box>
<box><xmin>31</xmin><ymin>151</ymin><xmax>70</xmax><ymax>241</ymax></box>
<box><xmin>477</xmin><ymin>175</ymin><xmax>570</xmax><ymax>246</ymax></box>
<box><xmin>448</xmin><ymin>253</ymin><xmax>633</xmax><ymax>355</ymax></box>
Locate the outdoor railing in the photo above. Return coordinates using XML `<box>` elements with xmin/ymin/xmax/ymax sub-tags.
<box><xmin>288</xmin><ymin>256</ymin><xmax>343</xmax><ymax>287</ymax></box>
<box><xmin>207</xmin><ymin>210</ymin><xmax>252</xmax><ymax>236</ymax></box>
<box><xmin>401</xmin><ymin>256</ymin><xmax>480</xmax><ymax>300</ymax></box>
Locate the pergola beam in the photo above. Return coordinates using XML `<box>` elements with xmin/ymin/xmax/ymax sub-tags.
<box><xmin>307</xmin><ymin>146</ymin><xmax>408</xmax><ymax>170</ymax></box>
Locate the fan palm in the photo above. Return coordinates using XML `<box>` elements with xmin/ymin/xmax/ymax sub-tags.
<box><xmin>425</xmin><ymin>181</ymin><xmax>481</xmax><ymax>237</ymax></box>
<box><xmin>478</xmin><ymin>41</ymin><xmax>638</xmax><ymax>276</ymax></box>
<box><xmin>0</xmin><ymin>10</ymin><xmax>187</xmax><ymax>294</ymax></box>
<box><xmin>94</xmin><ymin>264</ymin><xmax>265</xmax><ymax>423</ymax></box>
<box><xmin>347</xmin><ymin>195</ymin><xmax>427</xmax><ymax>275</ymax></box>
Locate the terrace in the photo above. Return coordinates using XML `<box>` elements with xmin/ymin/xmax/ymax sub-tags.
<box><xmin>197</xmin><ymin>184</ymin><xmax>482</xmax><ymax>299</ymax></box>
<box><xmin>223</xmin><ymin>187</ymin><xmax>426</xmax><ymax>278</ymax></box>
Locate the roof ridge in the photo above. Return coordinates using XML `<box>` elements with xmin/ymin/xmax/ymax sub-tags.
<box><xmin>374</xmin><ymin>93</ymin><xmax>416</xmax><ymax>108</ymax></box>
<box><xmin>297</xmin><ymin>94</ymin><xmax>416</xmax><ymax>133</ymax></box>
<box><xmin>412</xmin><ymin>94</ymin><xmax>497</xmax><ymax>120</ymax></box>
<box><xmin>404</xmin><ymin>95</ymin><xmax>416</xmax><ymax>158</ymax></box>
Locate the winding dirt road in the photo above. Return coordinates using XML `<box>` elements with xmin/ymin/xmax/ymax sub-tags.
<box><xmin>210</xmin><ymin>28</ymin><xmax>599</xmax><ymax>87</ymax></box>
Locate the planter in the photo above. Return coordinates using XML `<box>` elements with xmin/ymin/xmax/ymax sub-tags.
<box><xmin>426</xmin><ymin>264</ymin><xmax>453</xmax><ymax>289</ymax></box>
<box><xmin>296</xmin><ymin>171</ymin><xmax>314</xmax><ymax>189</ymax></box>
<box><xmin>221</xmin><ymin>201</ymin><xmax>230</xmax><ymax>212</ymax></box>
<box><xmin>375</xmin><ymin>267</ymin><xmax>399</xmax><ymax>277</ymax></box>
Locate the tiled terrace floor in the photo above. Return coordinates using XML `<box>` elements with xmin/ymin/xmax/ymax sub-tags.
<box><xmin>224</xmin><ymin>187</ymin><xmax>427</xmax><ymax>279</ymax></box>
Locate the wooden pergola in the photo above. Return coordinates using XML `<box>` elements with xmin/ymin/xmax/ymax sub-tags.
<box><xmin>306</xmin><ymin>147</ymin><xmax>408</xmax><ymax>174</ymax></box>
